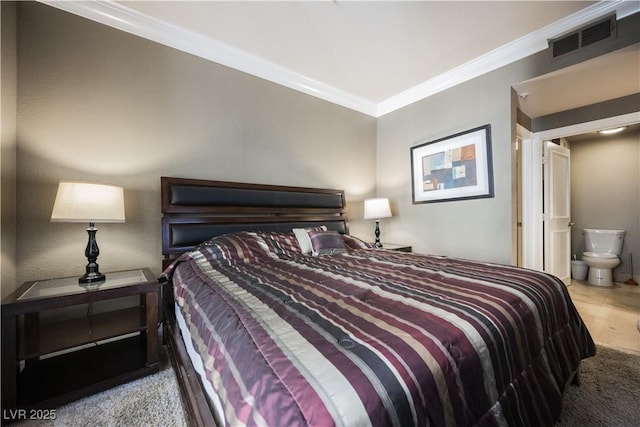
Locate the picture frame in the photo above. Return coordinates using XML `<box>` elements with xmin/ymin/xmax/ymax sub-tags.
<box><xmin>411</xmin><ymin>124</ymin><xmax>494</xmax><ymax>204</ymax></box>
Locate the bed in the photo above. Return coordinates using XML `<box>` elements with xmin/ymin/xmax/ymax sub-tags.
<box><xmin>160</xmin><ymin>176</ymin><xmax>595</xmax><ymax>427</ymax></box>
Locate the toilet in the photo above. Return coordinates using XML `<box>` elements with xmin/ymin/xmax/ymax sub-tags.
<box><xmin>582</xmin><ymin>229</ymin><xmax>626</xmax><ymax>287</ymax></box>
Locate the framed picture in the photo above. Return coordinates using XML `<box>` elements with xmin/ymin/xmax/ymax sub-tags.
<box><xmin>411</xmin><ymin>124</ymin><xmax>494</xmax><ymax>204</ymax></box>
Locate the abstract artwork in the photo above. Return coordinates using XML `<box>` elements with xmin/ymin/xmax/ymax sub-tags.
<box><xmin>411</xmin><ymin>125</ymin><xmax>494</xmax><ymax>204</ymax></box>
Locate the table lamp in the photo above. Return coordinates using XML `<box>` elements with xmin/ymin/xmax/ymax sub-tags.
<box><xmin>51</xmin><ymin>182</ymin><xmax>125</xmax><ymax>284</ymax></box>
<box><xmin>363</xmin><ymin>197</ymin><xmax>392</xmax><ymax>248</ymax></box>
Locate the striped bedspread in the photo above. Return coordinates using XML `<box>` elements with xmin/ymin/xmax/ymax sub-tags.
<box><xmin>166</xmin><ymin>231</ymin><xmax>595</xmax><ymax>427</ymax></box>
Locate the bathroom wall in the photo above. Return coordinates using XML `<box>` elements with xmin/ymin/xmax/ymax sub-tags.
<box><xmin>570</xmin><ymin>128</ymin><xmax>640</xmax><ymax>281</ymax></box>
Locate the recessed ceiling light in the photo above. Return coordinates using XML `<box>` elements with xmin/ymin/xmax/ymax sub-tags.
<box><xmin>598</xmin><ymin>127</ymin><xmax>627</xmax><ymax>135</ymax></box>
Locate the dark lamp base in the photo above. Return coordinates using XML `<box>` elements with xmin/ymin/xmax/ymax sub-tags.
<box><xmin>80</xmin><ymin>222</ymin><xmax>106</xmax><ymax>285</ymax></box>
<box><xmin>79</xmin><ymin>272</ymin><xmax>106</xmax><ymax>284</ymax></box>
<box><xmin>373</xmin><ymin>220</ymin><xmax>383</xmax><ymax>248</ymax></box>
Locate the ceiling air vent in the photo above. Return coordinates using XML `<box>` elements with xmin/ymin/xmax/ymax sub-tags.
<box><xmin>549</xmin><ymin>14</ymin><xmax>616</xmax><ymax>60</ymax></box>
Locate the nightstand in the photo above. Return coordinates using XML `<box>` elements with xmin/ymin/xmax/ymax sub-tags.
<box><xmin>1</xmin><ymin>268</ymin><xmax>160</xmax><ymax>415</ymax></box>
<box><xmin>379</xmin><ymin>243</ymin><xmax>412</xmax><ymax>252</ymax></box>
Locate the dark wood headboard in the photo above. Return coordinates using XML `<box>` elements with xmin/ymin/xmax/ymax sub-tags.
<box><xmin>161</xmin><ymin>177</ymin><xmax>349</xmax><ymax>266</ymax></box>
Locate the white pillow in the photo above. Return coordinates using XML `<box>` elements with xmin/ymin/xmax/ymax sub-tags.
<box><xmin>293</xmin><ymin>226</ymin><xmax>327</xmax><ymax>254</ymax></box>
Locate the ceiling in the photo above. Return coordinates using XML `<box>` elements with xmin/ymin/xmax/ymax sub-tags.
<box><xmin>44</xmin><ymin>1</ymin><xmax>639</xmax><ymax>117</ymax></box>
<box><xmin>565</xmin><ymin>122</ymin><xmax>640</xmax><ymax>143</ymax></box>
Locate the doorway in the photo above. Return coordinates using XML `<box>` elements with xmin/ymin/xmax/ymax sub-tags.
<box><xmin>519</xmin><ymin>112</ymin><xmax>640</xmax><ymax>279</ymax></box>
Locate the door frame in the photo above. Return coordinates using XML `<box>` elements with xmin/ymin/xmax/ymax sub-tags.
<box><xmin>520</xmin><ymin>111</ymin><xmax>640</xmax><ymax>272</ymax></box>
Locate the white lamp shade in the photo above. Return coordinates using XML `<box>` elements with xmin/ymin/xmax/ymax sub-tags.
<box><xmin>363</xmin><ymin>197</ymin><xmax>392</xmax><ymax>219</ymax></box>
<box><xmin>51</xmin><ymin>182</ymin><xmax>125</xmax><ymax>223</ymax></box>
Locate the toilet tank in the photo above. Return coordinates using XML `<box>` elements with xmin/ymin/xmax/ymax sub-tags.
<box><xmin>583</xmin><ymin>229</ymin><xmax>626</xmax><ymax>254</ymax></box>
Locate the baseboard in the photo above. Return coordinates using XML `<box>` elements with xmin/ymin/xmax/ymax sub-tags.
<box><xmin>613</xmin><ymin>272</ymin><xmax>640</xmax><ymax>285</ymax></box>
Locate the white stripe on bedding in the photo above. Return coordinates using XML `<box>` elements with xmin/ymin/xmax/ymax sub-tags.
<box><xmin>175</xmin><ymin>303</ymin><xmax>226</xmax><ymax>426</ymax></box>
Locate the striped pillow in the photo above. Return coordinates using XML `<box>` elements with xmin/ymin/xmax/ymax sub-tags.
<box><xmin>293</xmin><ymin>226</ymin><xmax>327</xmax><ymax>254</ymax></box>
<box><xmin>307</xmin><ymin>230</ymin><xmax>347</xmax><ymax>256</ymax></box>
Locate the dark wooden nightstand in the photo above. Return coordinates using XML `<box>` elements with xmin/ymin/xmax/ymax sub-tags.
<box><xmin>1</xmin><ymin>268</ymin><xmax>160</xmax><ymax>416</ymax></box>
<box><xmin>379</xmin><ymin>243</ymin><xmax>412</xmax><ymax>252</ymax></box>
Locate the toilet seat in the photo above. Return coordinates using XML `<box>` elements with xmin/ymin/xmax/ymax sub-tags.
<box><xmin>583</xmin><ymin>251</ymin><xmax>617</xmax><ymax>259</ymax></box>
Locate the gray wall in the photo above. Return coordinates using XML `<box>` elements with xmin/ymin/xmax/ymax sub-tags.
<box><xmin>376</xmin><ymin>56</ymin><xmax>547</xmax><ymax>264</ymax></box>
<box><xmin>570</xmin><ymin>130</ymin><xmax>640</xmax><ymax>279</ymax></box>
<box><xmin>1</xmin><ymin>1</ymin><xmax>17</xmax><ymax>298</ymax></box>
<box><xmin>10</xmin><ymin>2</ymin><xmax>376</xmax><ymax>288</ymax></box>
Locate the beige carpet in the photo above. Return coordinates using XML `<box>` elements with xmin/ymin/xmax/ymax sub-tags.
<box><xmin>14</xmin><ymin>344</ymin><xmax>639</xmax><ymax>427</ymax></box>
<box><xmin>559</xmin><ymin>345</ymin><xmax>640</xmax><ymax>427</ymax></box>
<box><xmin>14</xmin><ymin>355</ymin><xmax>187</xmax><ymax>427</ymax></box>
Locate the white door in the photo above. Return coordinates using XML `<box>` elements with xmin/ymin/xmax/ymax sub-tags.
<box><xmin>543</xmin><ymin>141</ymin><xmax>571</xmax><ymax>284</ymax></box>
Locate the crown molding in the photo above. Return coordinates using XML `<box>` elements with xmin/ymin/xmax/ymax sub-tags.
<box><xmin>40</xmin><ymin>1</ymin><xmax>638</xmax><ymax>118</ymax></box>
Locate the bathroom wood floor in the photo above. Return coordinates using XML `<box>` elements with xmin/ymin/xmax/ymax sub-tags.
<box><xmin>568</xmin><ymin>279</ymin><xmax>640</xmax><ymax>354</ymax></box>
